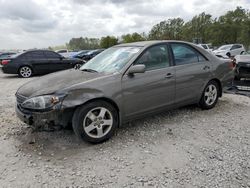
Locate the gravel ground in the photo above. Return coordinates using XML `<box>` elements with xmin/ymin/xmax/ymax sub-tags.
<box><xmin>0</xmin><ymin>72</ymin><xmax>250</xmax><ymax>188</ymax></box>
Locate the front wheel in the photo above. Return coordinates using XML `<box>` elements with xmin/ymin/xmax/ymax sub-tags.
<box><xmin>199</xmin><ymin>81</ymin><xmax>219</xmax><ymax>110</ymax></box>
<box><xmin>72</xmin><ymin>101</ymin><xmax>118</xmax><ymax>143</ymax></box>
<box><xmin>19</xmin><ymin>66</ymin><xmax>33</xmax><ymax>78</ymax></box>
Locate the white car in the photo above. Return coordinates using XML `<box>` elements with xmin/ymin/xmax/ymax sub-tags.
<box><xmin>213</xmin><ymin>44</ymin><xmax>245</xmax><ymax>58</ymax></box>
<box><xmin>197</xmin><ymin>44</ymin><xmax>213</xmax><ymax>53</ymax></box>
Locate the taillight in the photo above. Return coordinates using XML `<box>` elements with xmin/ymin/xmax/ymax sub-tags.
<box><xmin>228</xmin><ymin>59</ymin><xmax>236</xmax><ymax>70</ymax></box>
<box><xmin>1</xmin><ymin>60</ymin><xmax>10</xmax><ymax>65</ymax></box>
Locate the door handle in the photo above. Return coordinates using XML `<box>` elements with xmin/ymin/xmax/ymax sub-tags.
<box><xmin>203</xmin><ymin>65</ymin><xmax>210</xmax><ymax>70</ymax></box>
<box><xmin>165</xmin><ymin>73</ymin><xmax>174</xmax><ymax>78</ymax></box>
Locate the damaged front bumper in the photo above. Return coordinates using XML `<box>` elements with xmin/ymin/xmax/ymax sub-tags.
<box><xmin>15</xmin><ymin>103</ymin><xmax>73</xmax><ymax>129</ymax></box>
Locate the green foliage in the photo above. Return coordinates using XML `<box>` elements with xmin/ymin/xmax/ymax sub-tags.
<box><xmin>149</xmin><ymin>7</ymin><xmax>250</xmax><ymax>49</ymax></box>
<box><xmin>55</xmin><ymin>7</ymin><xmax>250</xmax><ymax>51</ymax></box>
<box><xmin>149</xmin><ymin>18</ymin><xmax>184</xmax><ymax>40</ymax></box>
<box><xmin>100</xmin><ymin>36</ymin><xmax>118</xmax><ymax>48</ymax></box>
<box><xmin>68</xmin><ymin>37</ymin><xmax>100</xmax><ymax>50</ymax></box>
<box><xmin>121</xmin><ymin>32</ymin><xmax>146</xmax><ymax>43</ymax></box>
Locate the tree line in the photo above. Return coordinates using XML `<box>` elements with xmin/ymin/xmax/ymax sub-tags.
<box><xmin>55</xmin><ymin>7</ymin><xmax>250</xmax><ymax>50</ymax></box>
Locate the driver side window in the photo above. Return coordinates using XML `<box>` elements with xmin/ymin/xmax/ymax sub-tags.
<box><xmin>135</xmin><ymin>45</ymin><xmax>170</xmax><ymax>71</ymax></box>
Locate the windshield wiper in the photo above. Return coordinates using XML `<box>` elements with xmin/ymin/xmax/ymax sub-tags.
<box><xmin>81</xmin><ymin>68</ymin><xmax>98</xmax><ymax>73</ymax></box>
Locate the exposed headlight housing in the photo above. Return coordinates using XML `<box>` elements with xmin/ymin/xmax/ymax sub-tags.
<box><xmin>21</xmin><ymin>95</ymin><xmax>63</xmax><ymax>110</ymax></box>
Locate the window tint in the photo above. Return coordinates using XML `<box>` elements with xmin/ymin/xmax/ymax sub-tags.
<box><xmin>21</xmin><ymin>52</ymin><xmax>33</xmax><ymax>59</ymax></box>
<box><xmin>231</xmin><ymin>45</ymin><xmax>242</xmax><ymax>50</ymax></box>
<box><xmin>171</xmin><ymin>43</ymin><xmax>206</xmax><ymax>66</ymax></box>
<box><xmin>44</xmin><ymin>51</ymin><xmax>61</xmax><ymax>59</ymax></box>
<box><xmin>201</xmin><ymin>44</ymin><xmax>208</xmax><ymax>49</ymax></box>
<box><xmin>135</xmin><ymin>45</ymin><xmax>170</xmax><ymax>71</ymax></box>
<box><xmin>31</xmin><ymin>51</ymin><xmax>45</xmax><ymax>59</ymax></box>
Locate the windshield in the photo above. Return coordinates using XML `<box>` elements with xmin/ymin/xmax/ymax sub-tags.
<box><xmin>218</xmin><ymin>45</ymin><xmax>232</xmax><ymax>50</ymax></box>
<box><xmin>80</xmin><ymin>47</ymin><xmax>141</xmax><ymax>73</ymax></box>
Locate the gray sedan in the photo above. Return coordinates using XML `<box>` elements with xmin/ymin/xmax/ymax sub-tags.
<box><xmin>15</xmin><ymin>41</ymin><xmax>234</xmax><ymax>143</ymax></box>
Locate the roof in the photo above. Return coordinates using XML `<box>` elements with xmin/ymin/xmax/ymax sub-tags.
<box><xmin>115</xmin><ymin>40</ymin><xmax>194</xmax><ymax>47</ymax></box>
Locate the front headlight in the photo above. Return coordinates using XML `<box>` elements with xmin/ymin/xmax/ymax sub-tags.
<box><xmin>21</xmin><ymin>95</ymin><xmax>62</xmax><ymax>110</ymax></box>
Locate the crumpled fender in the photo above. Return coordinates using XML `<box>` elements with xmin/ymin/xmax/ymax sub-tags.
<box><xmin>61</xmin><ymin>88</ymin><xmax>105</xmax><ymax>108</ymax></box>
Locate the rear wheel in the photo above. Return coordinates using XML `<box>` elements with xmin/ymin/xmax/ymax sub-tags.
<box><xmin>226</xmin><ymin>52</ymin><xmax>231</xmax><ymax>57</ymax></box>
<box><xmin>74</xmin><ymin>63</ymin><xmax>82</xmax><ymax>69</ymax></box>
<box><xmin>199</xmin><ymin>80</ymin><xmax>219</xmax><ymax>110</ymax></box>
<box><xmin>19</xmin><ymin>66</ymin><xmax>32</xmax><ymax>78</ymax></box>
<box><xmin>72</xmin><ymin>101</ymin><xmax>118</xmax><ymax>143</ymax></box>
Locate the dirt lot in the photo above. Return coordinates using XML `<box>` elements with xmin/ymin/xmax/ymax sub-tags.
<box><xmin>0</xmin><ymin>71</ymin><xmax>250</xmax><ymax>188</ymax></box>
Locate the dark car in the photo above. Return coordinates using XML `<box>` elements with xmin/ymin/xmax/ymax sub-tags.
<box><xmin>0</xmin><ymin>50</ymin><xmax>84</xmax><ymax>78</ymax></box>
<box><xmin>72</xmin><ymin>50</ymin><xmax>90</xmax><ymax>59</ymax></box>
<box><xmin>234</xmin><ymin>52</ymin><xmax>250</xmax><ymax>80</ymax></box>
<box><xmin>15</xmin><ymin>41</ymin><xmax>234</xmax><ymax>143</ymax></box>
<box><xmin>0</xmin><ymin>52</ymin><xmax>16</xmax><ymax>62</ymax></box>
<box><xmin>81</xmin><ymin>49</ymin><xmax>105</xmax><ymax>61</ymax></box>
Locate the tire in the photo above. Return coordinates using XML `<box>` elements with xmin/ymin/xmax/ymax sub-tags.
<box><xmin>240</xmin><ymin>51</ymin><xmax>245</xmax><ymax>55</ymax></box>
<box><xmin>234</xmin><ymin>75</ymin><xmax>241</xmax><ymax>81</ymax></box>
<box><xmin>72</xmin><ymin>100</ymin><xmax>118</xmax><ymax>143</ymax></box>
<box><xmin>199</xmin><ymin>80</ymin><xmax>219</xmax><ymax>110</ymax></box>
<box><xmin>226</xmin><ymin>52</ymin><xmax>231</xmax><ymax>57</ymax></box>
<box><xmin>18</xmin><ymin>66</ymin><xmax>33</xmax><ymax>78</ymax></box>
<box><xmin>74</xmin><ymin>63</ymin><xmax>82</xmax><ymax>69</ymax></box>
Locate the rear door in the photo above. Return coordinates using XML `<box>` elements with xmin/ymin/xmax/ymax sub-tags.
<box><xmin>28</xmin><ymin>51</ymin><xmax>49</xmax><ymax>74</ymax></box>
<box><xmin>122</xmin><ymin>44</ymin><xmax>175</xmax><ymax>119</ymax></box>
<box><xmin>230</xmin><ymin>45</ymin><xmax>243</xmax><ymax>56</ymax></box>
<box><xmin>170</xmin><ymin>43</ymin><xmax>212</xmax><ymax>105</ymax></box>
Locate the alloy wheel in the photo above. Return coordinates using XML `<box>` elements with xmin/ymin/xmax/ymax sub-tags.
<box><xmin>83</xmin><ymin>107</ymin><xmax>113</xmax><ymax>139</ymax></box>
<box><xmin>20</xmin><ymin>66</ymin><xmax>32</xmax><ymax>78</ymax></box>
<box><xmin>204</xmin><ymin>84</ymin><xmax>217</xmax><ymax>106</ymax></box>
<box><xmin>74</xmin><ymin>64</ymin><xmax>81</xmax><ymax>69</ymax></box>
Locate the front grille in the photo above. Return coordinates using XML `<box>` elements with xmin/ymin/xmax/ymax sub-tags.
<box><xmin>16</xmin><ymin>93</ymin><xmax>27</xmax><ymax>104</ymax></box>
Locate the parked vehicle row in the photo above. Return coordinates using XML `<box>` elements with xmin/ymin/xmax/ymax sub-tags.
<box><xmin>213</xmin><ymin>44</ymin><xmax>245</xmax><ymax>58</ymax></box>
<box><xmin>15</xmin><ymin>40</ymin><xmax>235</xmax><ymax>143</ymax></box>
<box><xmin>0</xmin><ymin>50</ymin><xmax>84</xmax><ymax>78</ymax></box>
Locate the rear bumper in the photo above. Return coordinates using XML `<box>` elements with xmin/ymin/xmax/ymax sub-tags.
<box><xmin>1</xmin><ymin>65</ymin><xmax>17</xmax><ymax>74</ymax></box>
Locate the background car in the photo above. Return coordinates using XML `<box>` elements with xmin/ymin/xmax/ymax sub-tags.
<box><xmin>234</xmin><ymin>51</ymin><xmax>250</xmax><ymax>80</ymax></box>
<box><xmin>71</xmin><ymin>50</ymin><xmax>90</xmax><ymax>59</ymax></box>
<box><xmin>213</xmin><ymin>44</ymin><xmax>245</xmax><ymax>58</ymax></box>
<box><xmin>197</xmin><ymin>44</ymin><xmax>213</xmax><ymax>53</ymax></box>
<box><xmin>15</xmin><ymin>41</ymin><xmax>234</xmax><ymax>143</ymax></box>
<box><xmin>0</xmin><ymin>50</ymin><xmax>84</xmax><ymax>78</ymax></box>
<box><xmin>0</xmin><ymin>52</ymin><xmax>16</xmax><ymax>62</ymax></box>
<box><xmin>56</xmin><ymin>49</ymin><xmax>79</xmax><ymax>58</ymax></box>
<box><xmin>81</xmin><ymin>49</ymin><xmax>105</xmax><ymax>61</ymax></box>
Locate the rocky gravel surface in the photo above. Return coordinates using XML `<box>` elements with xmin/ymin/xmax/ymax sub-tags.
<box><xmin>0</xmin><ymin>72</ymin><xmax>250</xmax><ymax>188</ymax></box>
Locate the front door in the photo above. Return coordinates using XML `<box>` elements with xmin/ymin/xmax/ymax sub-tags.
<box><xmin>122</xmin><ymin>44</ymin><xmax>175</xmax><ymax>119</ymax></box>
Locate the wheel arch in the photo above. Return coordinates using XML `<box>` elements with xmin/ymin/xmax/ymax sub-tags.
<box><xmin>18</xmin><ymin>64</ymin><xmax>34</xmax><ymax>76</ymax></box>
<box><xmin>73</xmin><ymin>97</ymin><xmax>121</xmax><ymax>127</ymax></box>
<box><xmin>18</xmin><ymin>64</ymin><xmax>34</xmax><ymax>73</ymax></box>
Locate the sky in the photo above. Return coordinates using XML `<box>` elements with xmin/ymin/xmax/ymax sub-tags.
<box><xmin>0</xmin><ymin>0</ymin><xmax>249</xmax><ymax>50</ymax></box>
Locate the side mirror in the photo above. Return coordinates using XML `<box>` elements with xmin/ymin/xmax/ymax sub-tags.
<box><xmin>128</xmin><ymin>64</ymin><xmax>145</xmax><ymax>75</ymax></box>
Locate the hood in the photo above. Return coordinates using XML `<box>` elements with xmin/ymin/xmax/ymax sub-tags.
<box><xmin>17</xmin><ymin>69</ymin><xmax>110</xmax><ymax>98</ymax></box>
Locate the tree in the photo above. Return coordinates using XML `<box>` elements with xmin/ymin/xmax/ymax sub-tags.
<box><xmin>149</xmin><ymin>18</ymin><xmax>184</xmax><ymax>40</ymax></box>
<box><xmin>121</xmin><ymin>32</ymin><xmax>145</xmax><ymax>43</ymax></box>
<box><xmin>68</xmin><ymin>37</ymin><xmax>100</xmax><ymax>50</ymax></box>
<box><xmin>100</xmin><ymin>36</ymin><xmax>118</xmax><ymax>48</ymax></box>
